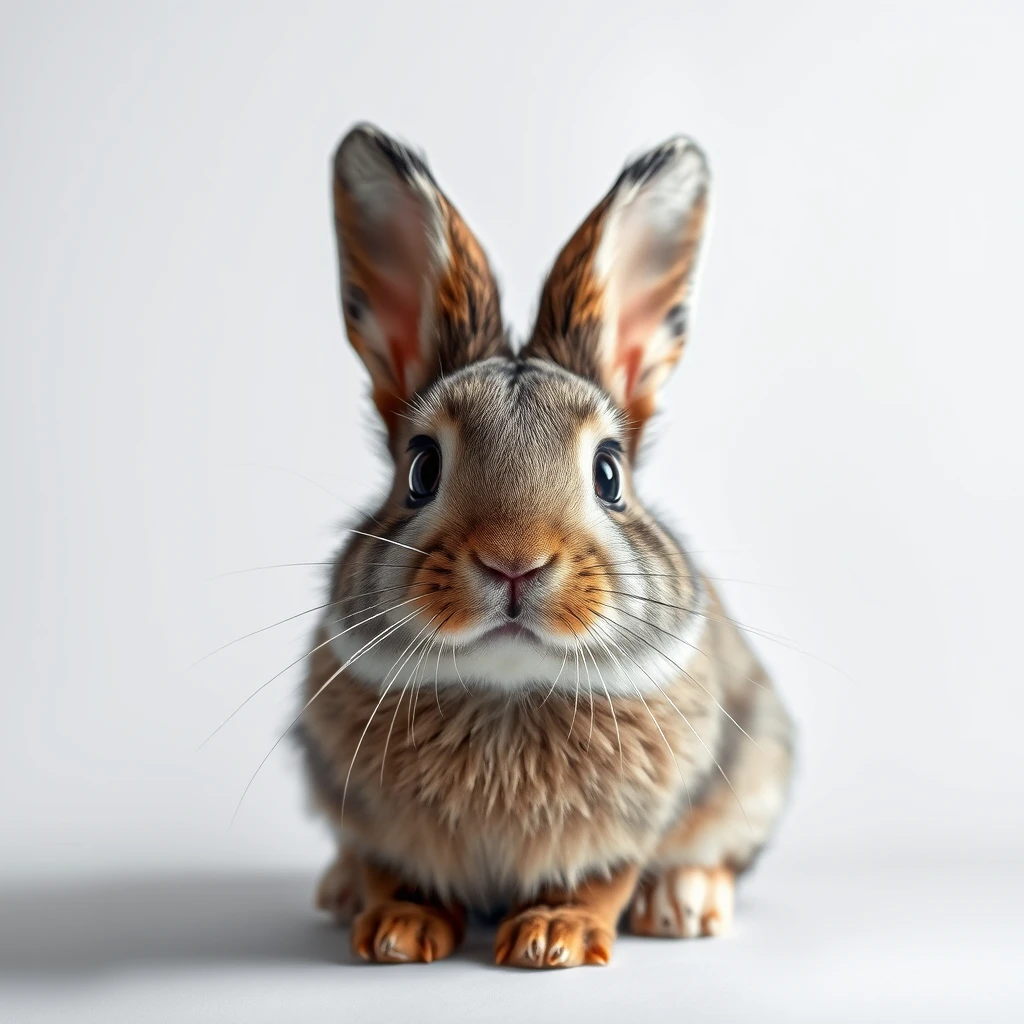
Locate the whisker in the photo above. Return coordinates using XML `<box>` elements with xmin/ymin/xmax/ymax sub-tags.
<box><xmin>591</xmin><ymin>613</ymin><xmax>752</xmax><ymax>835</ymax></box>
<box><xmin>599</xmin><ymin>588</ymin><xmax>797</xmax><ymax>643</ymax></box>
<box><xmin>192</xmin><ymin>580</ymin><xmax>429</xmax><ymax>668</ymax></box>
<box><xmin>535</xmin><ymin>647</ymin><xmax>569</xmax><ymax>709</ymax></box>
<box><xmin>584</xmin><ymin>554</ymin><xmax>649</xmax><ymax>569</ymax></box>
<box><xmin>328</xmin><ymin>589</ymin><xmax>434</xmax><ymax>630</ymax></box>
<box><xmin>596</xmin><ymin>588</ymin><xmax>853</xmax><ymax>682</ymax></box>
<box><xmin>597</xmin><ymin>604</ymin><xmax>777</xmax><ymax>768</ymax></box>
<box><xmin>581</xmin><ymin>614</ymin><xmax>684</xmax><ymax>798</ymax></box>
<box><xmin>335</xmin><ymin>582</ymin><xmax>431</xmax><ymax>606</ymax></box>
<box><xmin>610</xmin><ymin>600</ymin><xmax>774</xmax><ymax>698</ymax></box>
<box><xmin>451</xmin><ymin>644</ymin><xmax>471</xmax><ymax>693</ymax></box>
<box><xmin>345</xmin><ymin>529</ymin><xmax>429</xmax><ymax>557</ymax></box>
<box><xmin>212</xmin><ymin>557</ymin><xmax>420</xmax><ymax>584</ymax></box>
<box><xmin>210</xmin><ymin>561</ymin><xmax>335</xmax><ymax>579</ymax></box>
<box><xmin>559</xmin><ymin>613</ymin><xmax>622</xmax><ymax>776</ymax></box>
<box><xmin>590</xmin><ymin>550</ymin><xmax>729</xmax><ymax>570</ymax></box>
<box><xmin>197</xmin><ymin>593</ymin><xmax>431</xmax><ymax>749</ymax></box>
<box><xmin>190</xmin><ymin>600</ymin><xmax>336</xmax><ymax>668</ymax></box>
<box><xmin>568</xmin><ymin>638</ymin><xmax>581</xmax><ymax>741</ymax></box>
<box><xmin>407</xmin><ymin>615</ymin><xmax>449</xmax><ymax>747</ymax></box>
<box><xmin>582</xmin><ymin>570</ymin><xmax>797</xmax><ymax>591</ymax></box>
<box><xmin>578</xmin><ymin>637</ymin><xmax>596</xmax><ymax>751</ymax></box>
<box><xmin>603</xmin><ymin>596</ymin><xmax>774</xmax><ymax>696</ymax></box>
<box><xmin>433</xmin><ymin>637</ymin><xmax>447</xmax><ymax>719</ymax></box>
<box><xmin>230</xmin><ymin>605</ymin><xmax>424</xmax><ymax>824</ymax></box>
<box><xmin>586</xmin><ymin>621</ymin><xmax>692</xmax><ymax>810</ymax></box>
<box><xmin>343</xmin><ymin>614</ymin><xmax>441</xmax><ymax>817</ymax></box>
<box><xmin>404</xmin><ymin>660</ymin><xmax>419</xmax><ymax>745</ymax></box>
<box><xmin>382</xmin><ymin>617</ymin><xmax>442</xmax><ymax>785</ymax></box>
<box><xmin>232</xmin><ymin>461</ymin><xmax>386</xmax><ymax>528</ymax></box>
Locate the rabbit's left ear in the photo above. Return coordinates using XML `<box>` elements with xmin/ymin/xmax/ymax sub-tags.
<box><xmin>523</xmin><ymin>138</ymin><xmax>710</xmax><ymax>454</ymax></box>
<box><xmin>332</xmin><ymin>124</ymin><xmax>507</xmax><ymax>437</ymax></box>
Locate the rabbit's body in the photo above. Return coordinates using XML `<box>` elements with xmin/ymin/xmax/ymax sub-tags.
<box><xmin>301</xmin><ymin>577</ymin><xmax>791</xmax><ymax>906</ymax></box>
<box><xmin>300</xmin><ymin>125</ymin><xmax>794</xmax><ymax>967</ymax></box>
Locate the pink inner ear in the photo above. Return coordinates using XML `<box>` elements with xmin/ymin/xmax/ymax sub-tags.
<box><xmin>362</xmin><ymin>206</ymin><xmax>431</xmax><ymax>398</ymax></box>
<box><xmin>618</xmin><ymin>340</ymin><xmax>644</xmax><ymax>403</ymax></box>
<box><xmin>615</xmin><ymin>272</ymin><xmax>679</xmax><ymax>402</ymax></box>
<box><xmin>376</xmin><ymin>273</ymin><xmax>422</xmax><ymax>397</ymax></box>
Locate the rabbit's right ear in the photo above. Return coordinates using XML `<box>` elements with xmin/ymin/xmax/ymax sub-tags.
<box><xmin>332</xmin><ymin>124</ymin><xmax>507</xmax><ymax>437</ymax></box>
<box><xmin>523</xmin><ymin>138</ymin><xmax>711</xmax><ymax>457</ymax></box>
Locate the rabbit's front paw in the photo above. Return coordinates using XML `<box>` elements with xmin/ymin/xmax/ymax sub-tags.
<box><xmin>352</xmin><ymin>901</ymin><xmax>461</xmax><ymax>963</ymax></box>
<box><xmin>629</xmin><ymin>865</ymin><xmax>735</xmax><ymax>938</ymax></box>
<box><xmin>494</xmin><ymin>905</ymin><xmax>614</xmax><ymax>969</ymax></box>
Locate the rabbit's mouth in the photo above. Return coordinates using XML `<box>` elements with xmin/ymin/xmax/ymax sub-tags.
<box><xmin>477</xmin><ymin>622</ymin><xmax>543</xmax><ymax>646</ymax></box>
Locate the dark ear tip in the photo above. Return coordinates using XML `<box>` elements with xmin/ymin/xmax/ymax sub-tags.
<box><xmin>618</xmin><ymin>135</ymin><xmax>711</xmax><ymax>192</ymax></box>
<box><xmin>666</xmin><ymin>134</ymin><xmax>710</xmax><ymax>176</ymax></box>
<box><xmin>332</xmin><ymin>123</ymin><xmax>435</xmax><ymax>191</ymax></box>
<box><xmin>332</xmin><ymin>122</ymin><xmax>386</xmax><ymax>179</ymax></box>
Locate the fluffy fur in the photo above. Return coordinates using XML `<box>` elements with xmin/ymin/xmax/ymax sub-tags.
<box><xmin>298</xmin><ymin>124</ymin><xmax>795</xmax><ymax>968</ymax></box>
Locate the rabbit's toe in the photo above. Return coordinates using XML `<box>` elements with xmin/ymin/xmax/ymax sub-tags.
<box><xmin>352</xmin><ymin>901</ymin><xmax>459</xmax><ymax>963</ymax></box>
<box><xmin>629</xmin><ymin>865</ymin><xmax>735</xmax><ymax>938</ymax></box>
<box><xmin>495</xmin><ymin>906</ymin><xmax>613</xmax><ymax>968</ymax></box>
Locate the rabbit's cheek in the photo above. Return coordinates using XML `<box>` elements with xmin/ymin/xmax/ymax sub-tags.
<box><xmin>534</xmin><ymin>542</ymin><xmax>616</xmax><ymax>640</ymax></box>
<box><xmin>404</xmin><ymin>547</ymin><xmax>480</xmax><ymax>634</ymax></box>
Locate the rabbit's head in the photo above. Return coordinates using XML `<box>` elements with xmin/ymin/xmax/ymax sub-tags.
<box><xmin>329</xmin><ymin>125</ymin><xmax>712</xmax><ymax>695</ymax></box>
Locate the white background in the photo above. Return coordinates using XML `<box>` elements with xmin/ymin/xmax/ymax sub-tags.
<box><xmin>2</xmin><ymin>2</ymin><xmax>1022</xmax><ymax>1021</ymax></box>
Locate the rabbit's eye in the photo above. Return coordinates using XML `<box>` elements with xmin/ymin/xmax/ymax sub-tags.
<box><xmin>594</xmin><ymin>447</ymin><xmax>623</xmax><ymax>507</ymax></box>
<box><xmin>408</xmin><ymin>437</ymin><xmax>442</xmax><ymax>504</ymax></box>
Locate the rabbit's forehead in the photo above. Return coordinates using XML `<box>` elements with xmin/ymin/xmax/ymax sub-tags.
<box><xmin>422</xmin><ymin>358</ymin><xmax>622</xmax><ymax>465</ymax></box>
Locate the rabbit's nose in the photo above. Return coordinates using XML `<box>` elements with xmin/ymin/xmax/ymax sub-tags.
<box><xmin>472</xmin><ymin>551</ymin><xmax>556</xmax><ymax>619</ymax></box>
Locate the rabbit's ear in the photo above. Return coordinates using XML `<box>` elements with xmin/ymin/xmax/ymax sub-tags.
<box><xmin>332</xmin><ymin>124</ymin><xmax>506</xmax><ymax>434</ymax></box>
<box><xmin>523</xmin><ymin>138</ymin><xmax>710</xmax><ymax>454</ymax></box>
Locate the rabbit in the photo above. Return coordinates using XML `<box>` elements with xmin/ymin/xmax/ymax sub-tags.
<box><xmin>296</xmin><ymin>123</ymin><xmax>795</xmax><ymax>969</ymax></box>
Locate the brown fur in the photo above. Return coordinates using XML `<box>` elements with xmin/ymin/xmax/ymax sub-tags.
<box><xmin>524</xmin><ymin>195</ymin><xmax>613</xmax><ymax>387</ymax></box>
<box><xmin>302</xmin><ymin>627</ymin><xmax>718</xmax><ymax>903</ymax></box>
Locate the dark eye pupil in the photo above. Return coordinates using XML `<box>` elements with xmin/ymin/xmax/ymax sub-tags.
<box><xmin>595</xmin><ymin>453</ymin><xmax>622</xmax><ymax>504</ymax></box>
<box><xmin>409</xmin><ymin>445</ymin><xmax>441</xmax><ymax>499</ymax></box>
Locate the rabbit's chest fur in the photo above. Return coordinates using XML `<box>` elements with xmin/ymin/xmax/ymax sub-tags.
<box><xmin>300</xmin><ymin>631</ymin><xmax>721</xmax><ymax>905</ymax></box>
